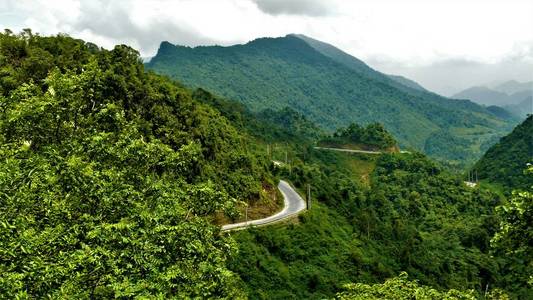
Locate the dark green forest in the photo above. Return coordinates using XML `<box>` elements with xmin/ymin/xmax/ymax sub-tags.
<box><xmin>473</xmin><ymin>115</ymin><xmax>532</xmax><ymax>190</ymax></box>
<box><xmin>146</xmin><ymin>35</ymin><xmax>516</xmax><ymax>167</ymax></box>
<box><xmin>320</xmin><ymin>122</ymin><xmax>397</xmax><ymax>151</ymax></box>
<box><xmin>1</xmin><ymin>30</ymin><xmax>531</xmax><ymax>299</ymax></box>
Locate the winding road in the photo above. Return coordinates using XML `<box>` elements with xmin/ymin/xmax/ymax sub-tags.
<box><xmin>221</xmin><ymin>180</ymin><xmax>306</xmax><ymax>231</ymax></box>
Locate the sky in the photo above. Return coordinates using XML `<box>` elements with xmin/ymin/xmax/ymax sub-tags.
<box><xmin>1</xmin><ymin>0</ymin><xmax>532</xmax><ymax>96</ymax></box>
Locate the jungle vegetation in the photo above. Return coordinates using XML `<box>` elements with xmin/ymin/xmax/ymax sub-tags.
<box><xmin>1</xmin><ymin>30</ymin><xmax>531</xmax><ymax>299</ymax></box>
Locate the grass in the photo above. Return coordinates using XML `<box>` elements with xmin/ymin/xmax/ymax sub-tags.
<box><xmin>310</xmin><ymin>149</ymin><xmax>378</xmax><ymax>187</ymax></box>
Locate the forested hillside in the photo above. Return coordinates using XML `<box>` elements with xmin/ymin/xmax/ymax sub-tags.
<box><xmin>473</xmin><ymin>115</ymin><xmax>533</xmax><ymax>190</ymax></box>
<box><xmin>2</xmin><ymin>30</ymin><xmax>530</xmax><ymax>299</ymax></box>
<box><xmin>319</xmin><ymin>122</ymin><xmax>397</xmax><ymax>151</ymax></box>
<box><xmin>230</xmin><ymin>151</ymin><xmax>516</xmax><ymax>299</ymax></box>
<box><xmin>0</xmin><ymin>30</ymin><xmax>272</xmax><ymax>298</ymax></box>
<box><xmin>146</xmin><ymin>34</ymin><xmax>514</xmax><ymax>166</ymax></box>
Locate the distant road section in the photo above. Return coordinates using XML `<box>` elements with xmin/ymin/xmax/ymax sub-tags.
<box><xmin>314</xmin><ymin>146</ymin><xmax>411</xmax><ymax>154</ymax></box>
<box><xmin>313</xmin><ymin>146</ymin><xmax>382</xmax><ymax>155</ymax></box>
<box><xmin>221</xmin><ymin>180</ymin><xmax>306</xmax><ymax>231</ymax></box>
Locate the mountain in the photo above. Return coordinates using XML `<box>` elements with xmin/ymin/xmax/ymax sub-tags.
<box><xmin>146</xmin><ymin>34</ymin><xmax>512</xmax><ymax>166</ymax></box>
<box><xmin>387</xmin><ymin>74</ymin><xmax>427</xmax><ymax>91</ymax></box>
<box><xmin>486</xmin><ymin>105</ymin><xmax>520</xmax><ymax>121</ymax></box>
<box><xmin>3</xmin><ymin>30</ymin><xmax>527</xmax><ymax>299</ymax></box>
<box><xmin>454</xmin><ymin>82</ymin><xmax>532</xmax><ymax>117</ymax></box>
<box><xmin>292</xmin><ymin>34</ymin><xmax>428</xmax><ymax>92</ymax></box>
<box><xmin>504</xmin><ymin>96</ymin><xmax>532</xmax><ymax>118</ymax></box>
<box><xmin>453</xmin><ymin>86</ymin><xmax>511</xmax><ymax>106</ymax></box>
<box><xmin>473</xmin><ymin>115</ymin><xmax>533</xmax><ymax>190</ymax></box>
<box><xmin>493</xmin><ymin>80</ymin><xmax>533</xmax><ymax>95</ymax></box>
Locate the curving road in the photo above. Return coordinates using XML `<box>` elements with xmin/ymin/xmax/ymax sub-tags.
<box><xmin>221</xmin><ymin>180</ymin><xmax>306</xmax><ymax>231</ymax></box>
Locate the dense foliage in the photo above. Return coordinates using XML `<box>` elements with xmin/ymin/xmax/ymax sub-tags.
<box><xmin>491</xmin><ymin>166</ymin><xmax>533</xmax><ymax>297</ymax></box>
<box><xmin>146</xmin><ymin>34</ymin><xmax>514</xmax><ymax>166</ymax></box>
<box><xmin>192</xmin><ymin>88</ymin><xmax>323</xmax><ymax>143</ymax></box>
<box><xmin>229</xmin><ymin>151</ymin><xmax>506</xmax><ymax>299</ymax></box>
<box><xmin>335</xmin><ymin>272</ymin><xmax>478</xmax><ymax>300</ymax></box>
<box><xmin>473</xmin><ymin>115</ymin><xmax>532</xmax><ymax>190</ymax></box>
<box><xmin>2</xmin><ymin>29</ymin><xmax>530</xmax><ymax>299</ymax></box>
<box><xmin>0</xmin><ymin>30</ymin><xmax>271</xmax><ymax>298</ymax></box>
<box><xmin>321</xmin><ymin>122</ymin><xmax>397</xmax><ymax>150</ymax></box>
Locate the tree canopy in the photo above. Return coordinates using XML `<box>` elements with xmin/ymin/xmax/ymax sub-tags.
<box><xmin>0</xmin><ymin>29</ymin><xmax>270</xmax><ymax>298</ymax></box>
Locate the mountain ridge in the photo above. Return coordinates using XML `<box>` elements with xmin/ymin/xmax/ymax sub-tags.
<box><xmin>147</xmin><ymin>34</ymin><xmax>513</xmax><ymax>165</ymax></box>
<box><xmin>453</xmin><ymin>82</ymin><xmax>532</xmax><ymax>117</ymax></box>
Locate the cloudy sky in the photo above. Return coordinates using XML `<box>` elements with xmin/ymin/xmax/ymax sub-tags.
<box><xmin>1</xmin><ymin>0</ymin><xmax>532</xmax><ymax>95</ymax></box>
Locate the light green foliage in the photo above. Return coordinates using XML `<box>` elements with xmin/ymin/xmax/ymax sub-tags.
<box><xmin>336</xmin><ymin>272</ymin><xmax>477</xmax><ymax>300</ymax></box>
<box><xmin>0</xmin><ymin>29</ymin><xmax>269</xmax><ymax>298</ymax></box>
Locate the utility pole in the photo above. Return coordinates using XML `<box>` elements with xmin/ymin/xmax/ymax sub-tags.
<box><xmin>306</xmin><ymin>184</ymin><xmax>311</xmax><ymax>210</ymax></box>
<box><xmin>245</xmin><ymin>206</ymin><xmax>248</xmax><ymax>222</ymax></box>
<box><xmin>289</xmin><ymin>160</ymin><xmax>292</xmax><ymax>176</ymax></box>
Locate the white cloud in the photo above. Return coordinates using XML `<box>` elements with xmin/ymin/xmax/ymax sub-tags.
<box><xmin>1</xmin><ymin>0</ymin><xmax>532</xmax><ymax>93</ymax></box>
<box><xmin>251</xmin><ymin>0</ymin><xmax>336</xmax><ymax>16</ymax></box>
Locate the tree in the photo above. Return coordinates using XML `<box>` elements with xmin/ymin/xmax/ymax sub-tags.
<box><xmin>0</xmin><ymin>29</ymin><xmax>267</xmax><ymax>298</ymax></box>
<box><xmin>491</xmin><ymin>165</ymin><xmax>533</xmax><ymax>297</ymax></box>
<box><xmin>335</xmin><ymin>272</ymin><xmax>508</xmax><ymax>300</ymax></box>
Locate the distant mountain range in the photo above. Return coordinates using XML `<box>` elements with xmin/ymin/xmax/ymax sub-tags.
<box><xmin>493</xmin><ymin>80</ymin><xmax>533</xmax><ymax>95</ymax></box>
<box><xmin>453</xmin><ymin>81</ymin><xmax>532</xmax><ymax>118</ymax></box>
<box><xmin>146</xmin><ymin>34</ymin><xmax>515</xmax><ymax>165</ymax></box>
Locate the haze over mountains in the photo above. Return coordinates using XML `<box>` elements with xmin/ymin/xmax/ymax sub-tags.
<box><xmin>146</xmin><ymin>34</ymin><xmax>514</xmax><ymax>166</ymax></box>
<box><xmin>453</xmin><ymin>80</ymin><xmax>532</xmax><ymax>118</ymax></box>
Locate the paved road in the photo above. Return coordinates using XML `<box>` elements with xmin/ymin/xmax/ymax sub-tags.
<box><xmin>221</xmin><ymin>180</ymin><xmax>306</xmax><ymax>231</ymax></box>
<box><xmin>314</xmin><ymin>146</ymin><xmax>411</xmax><ymax>155</ymax></box>
<box><xmin>313</xmin><ymin>146</ymin><xmax>382</xmax><ymax>155</ymax></box>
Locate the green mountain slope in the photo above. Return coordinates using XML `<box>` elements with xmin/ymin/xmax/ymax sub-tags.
<box><xmin>387</xmin><ymin>74</ymin><xmax>427</xmax><ymax>92</ymax></box>
<box><xmin>146</xmin><ymin>34</ymin><xmax>513</xmax><ymax>166</ymax></box>
<box><xmin>504</xmin><ymin>96</ymin><xmax>532</xmax><ymax>118</ymax></box>
<box><xmin>473</xmin><ymin>115</ymin><xmax>533</xmax><ymax>189</ymax></box>
<box><xmin>293</xmin><ymin>34</ymin><xmax>428</xmax><ymax>94</ymax></box>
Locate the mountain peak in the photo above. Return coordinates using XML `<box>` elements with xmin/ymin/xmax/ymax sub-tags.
<box><xmin>155</xmin><ymin>41</ymin><xmax>180</xmax><ymax>57</ymax></box>
<box><xmin>493</xmin><ymin>80</ymin><xmax>533</xmax><ymax>95</ymax></box>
